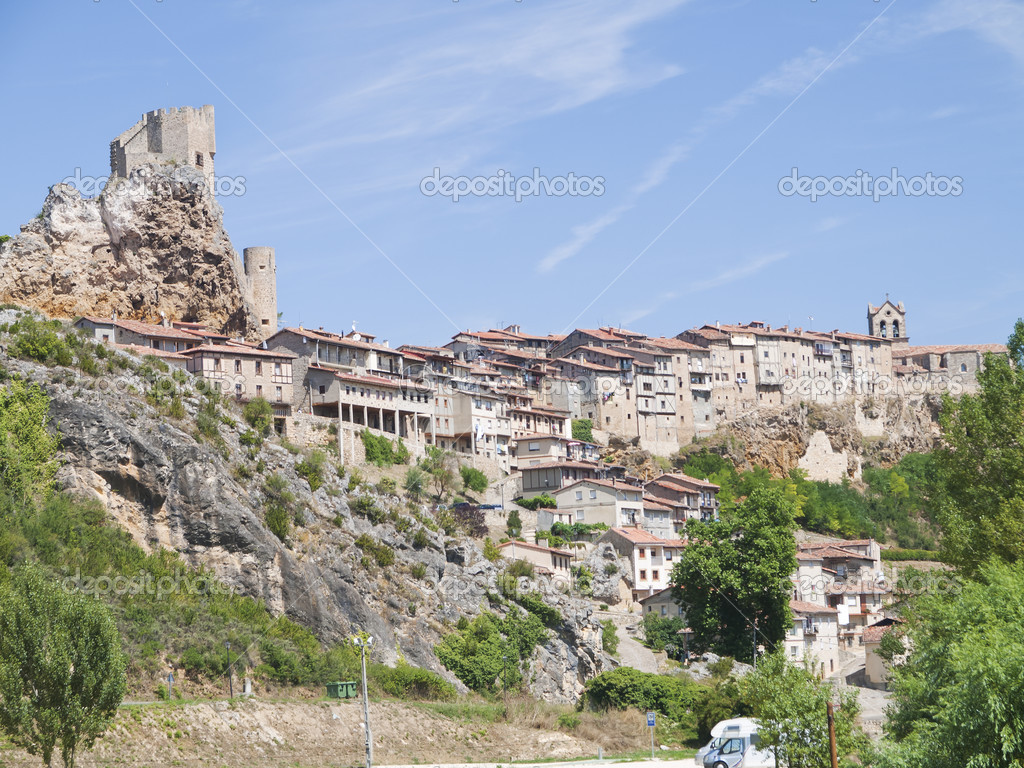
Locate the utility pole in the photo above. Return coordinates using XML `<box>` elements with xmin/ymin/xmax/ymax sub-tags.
<box><xmin>752</xmin><ymin>619</ymin><xmax>758</xmax><ymax>670</ymax></box>
<box><xmin>356</xmin><ymin>636</ymin><xmax>374</xmax><ymax>768</ymax></box>
<box><xmin>502</xmin><ymin>652</ymin><xmax>509</xmax><ymax>715</ymax></box>
<box><xmin>827</xmin><ymin>701</ymin><xmax>839</xmax><ymax>768</ymax></box>
<box><xmin>225</xmin><ymin>641</ymin><xmax>233</xmax><ymax>699</ymax></box>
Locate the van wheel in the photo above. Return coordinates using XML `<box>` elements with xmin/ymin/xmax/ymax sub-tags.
<box><xmin>713</xmin><ymin>763</ymin><xmax>727</xmax><ymax>768</ymax></box>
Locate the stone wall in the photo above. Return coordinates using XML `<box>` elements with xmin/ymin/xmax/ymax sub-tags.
<box><xmin>110</xmin><ymin>106</ymin><xmax>216</xmax><ymax>192</ymax></box>
<box><xmin>288</xmin><ymin>412</ymin><xmax>338</xmax><ymax>451</ymax></box>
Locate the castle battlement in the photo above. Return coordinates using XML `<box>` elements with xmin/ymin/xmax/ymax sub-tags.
<box><xmin>110</xmin><ymin>105</ymin><xmax>216</xmax><ymax>191</ymax></box>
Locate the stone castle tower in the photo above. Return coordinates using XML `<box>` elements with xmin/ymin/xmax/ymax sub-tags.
<box><xmin>244</xmin><ymin>247</ymin><xmax>278</xmax><ymax>340</ymax></box>
<box><xmin>110</xmin><ymin>105</ymin><xmax>216</xmax><ymax>191</ymax></box>
<box><xmin>867</xmin><ymin>298</ymin><xmax>907</xmax><ymax>345</ymax></box>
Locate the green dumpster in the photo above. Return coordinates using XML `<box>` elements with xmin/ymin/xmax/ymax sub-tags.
<box><xmin>340</xmin><ymin>681</ymin><xmax>358</xmax><ymax>699</ymax></box>
<box><xmin>326</xmin><ymin>682</ymin><xmax>342</xmax><ymax>699</ymax></box>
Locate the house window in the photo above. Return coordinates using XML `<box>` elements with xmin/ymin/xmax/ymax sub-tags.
<box><xmin>275</xmin><ymin>386</ymin><xmax>282</xmax><ymax>402</ymax></box>
<box><xmin>214</xmin><ymin>358</ymin><xmax>221</xmax><ymax>371</ymax></box>
<box><xmin>528</xmin><ymin>442</ymin><xmax>539</xmax><ymax>452</ymax></box>
<box><xmin>234</xmin><ymin>383</ymin><xmax>242</xmax><ymax>397</ymax></box>
<box><xmin>318</xmin><ymin>385</ymin><xmax>326</xmax><ymax>395</ymax></box>
<box><xmin>652</xmin><ymin>569</ymin><xmax>659</xmax><ymax>581</ymax></box>
<box><xmin>589</xmin><ymin>489</ymin><xmax>597</xmax><ymax>499</ymax></box>
<box><xmin>255</xmin><ymin>361</ymin><xmax>262</xmax><ymax>375</ymax></box>
<box><xmin>576</xmin><ymin>491</ymin><xmax>583</xmax><ymax>500</ymax></box>
<box><xmin>638</xmin><ymin>548</ymin><xmax>646</xmax><ymax>558</ymax></box>
<box><xmin>791</xmin><ymin>645</ymin><xmax>798</xmax><ymax>657</ymax></box>
<box><xmin>576</xmin><ymin>509</ymin><xmax>584</xmax><ymax>521</ymax></box>
<box><xmin>274</xmin><ymin>362</ymin><xmax>282</xmax><ymax>375</ymax></box>
<box><xmin>639</xmin><ymin>570</ymin><xmax>647</xmax><ymax>581</ymax></box>
<box><xmin>235</xmin><ymin>360</ymin><xmax>242</xmax><ymax>374</ymax></box>
<box><xmin>255</xmin><ymin>385</ymin><xmax>262</xmax><ymax>397</ymax></box>
<box><xmin>661</xmin><ymin>606</ymin><xmax>667</xmax><ymax>616</ymax></box>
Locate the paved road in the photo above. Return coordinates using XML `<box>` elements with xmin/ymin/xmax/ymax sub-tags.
<box><xmin>385</xmin><ymin>760</ymin><xmax>695</xmax><ymax>768</ymax></box>
<box><xmin>614</xmin><ymin>623</ymin><xmax>660</xmax><ymax>673</ymax></box>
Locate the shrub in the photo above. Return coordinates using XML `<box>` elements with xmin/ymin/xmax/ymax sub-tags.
<box><xmin>604</xmin><ymin>562</ymin><xmax>619</xmax><ymax>576</ymax></box>
<box><xmin>362</xmin><ymin>431</ymin><xmax>410</xmax><ymax>467</ymax></box>
<box><xmin>376</xmin><ymin>477</ymin><xmax>397</xmax><ymax>495</ymax></box>
<box><xmin>435</xmin><ymin>611</ymin><xmax>547</xmax><ymax>693</ymax></box>
<box><xmin>369</xmin><ymin>663</ymin><xmax>455</xmax><ymax>701</ymax></box>
<box><xmin>242</xmin><ymin>398</ymin><xmax>274</xmax><ymax>439</ymax></box>
<box><xmin>351</xmin><ymin>495</ymin><xmax>386</xmax><ymax>525</ymax></box>
<box><xmin>506</xmin><ymin>508</ymin><xmax>523</xmax><ymax>538</ymax></box>
<box><xmin>572</xmin><ymin>419</ymin><xmax>594</xmax><ymax>443</ymax></box>
<box><xmin>295</xmin><ymin>450</ymin><xmax>327</xmax><ymax>492</ymax></box>
<box><xmin>264</xmin><ymin>474</ymin><xmax>295</xmax><ymax>541</ymax></box>
<box><xmin>410</xmin><ymin>562</ymin><xmax>427</xmax><ymax>580</ymax></box>
<box><xmin>557</xmin><ymin>712</ymin><xmax>581</xmax><ymax>730</ymax></box>
<box><xmin>582</xmin><ymin>667</ymin><xmax>699</xmax><ymax>720</ymax></box>
<box><xmin>460</xmin><ymin>466</ymin><xmax>488</xmax><ymax>494</ymax></box>
<box><xmin>505</xmin><ymin>559</ymin><xmax>534</xmax><ymax>579</ymax></box>
<box><xmin>515</xmin><ymin>494</ymin><xmax>557</xmax><ymax>511</ymax></box>
<box><xmin>601</xmin><ymin>620</ymin><xmax>619</xmax><ymax>656</ymax></box>
<box><xmin>452</xmin><ymin>505</ymin><xmax>487</xmax><ymax>538</ymax></box>
<box><xmin>266</xmin><ymin>504</ymin><xmax>290</xmax><ymax>542</ymax></box>
<box><xmin>403</xmin><ymin>466</ymin><xmax>427</xmax><ymax>499</ymax></box>
<box><xmin>412</xmin><ymin>528</ymin><xmax>431</xmax><ymax>550</ymax></box>
<box><xmin>483</xmin><ymin>537</ymin><xmax>501</xmax><ymax>562</ymax></box>
<box><xmin>881</xmin><ymin>548</ymin><xmax>944</xmax><ymax>562</ymax></box>
<box><xmin>573</xmin><ymin>565</ymin><xmax>594</xmax><ymax>596</ymax></box>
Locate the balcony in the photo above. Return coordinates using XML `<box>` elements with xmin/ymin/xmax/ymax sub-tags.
<box><xmin>814</xmin><ymin>345</ymin><xmax>834</xmax><ymax>357</ymax></box>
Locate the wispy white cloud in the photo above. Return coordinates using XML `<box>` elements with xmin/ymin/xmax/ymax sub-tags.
<box><xmin>538</xmin><ymin>143</ymin><xmax>687</xmax><ymax>273</ymax></box>
<box><xmin>539</xmin><ymin>35</ymin><xmax>873</xmax><ymax>273</ymax></box>
<box><xmin>815</xmin><ymin>216</ymin><xmax>846</xmax><ymax>233</ymax></box>
<box><xmin>621</xmin><ymin>291</ymin><xmax>677</xmax><ymax>325</ymax></box>
<box><xmin>283</xmin><ymin>0</ymin><xmax>689</xmax><ymax>158</ymax></box>
<box><xmin>918</xmin><ymin>0</ymin><xmax>1024</xmax><ymax>67</ymax></box>
<box><xmin>690</xmin><ymin>252</ymin><xmax>788</xmax><ymax>292</ymax></box>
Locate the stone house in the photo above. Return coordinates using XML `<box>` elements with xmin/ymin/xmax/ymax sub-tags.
<box><xmin>599</xmin><ymin>527</ymin><xmax>686</xmax><ymax>601</ymax></box>
<box><xmin>644</xmin><ymin>473</ymin><xmax>721</xmax><ymax>529</ymax></box>
<box><xmin>74</xmin><ymin>316</ymin><xmax>224</xmax><ymax>352</ymax></box>
<box><xmin>786</xmin><ymin>600</ymin><xmax>841</xmax><ymax>678</ymax></box>
<box><xmin>179</xmin><ymin>342</ymin><xmax>295</xmax><ymax>421</ymax></box>
<box><xmin>546</xmin><ymin>478</ymin><xmax>645</xmax><ymax>529</ymax></box>
<box><xmin>497</xmin><ymin>540</ymin><xmax>573</xmax><ymax>576</ymax></box>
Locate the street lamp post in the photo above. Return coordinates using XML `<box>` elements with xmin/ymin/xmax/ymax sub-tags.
<box><xmin>355</xmin><ymin>636</ymin><xmax>375</xmax><ymax>768</ymax></box>
<box><xmin>225</xmin><ymin>641</ymin><xmax>233</xmax><ymax>699</ymax></box>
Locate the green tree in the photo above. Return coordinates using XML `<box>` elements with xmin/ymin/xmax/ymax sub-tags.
<box><xmin>242</xmin><ymin>397</ymin><xmax>274</xmax><ymax>441</ymax></box>
<box><xmin>745</xmin><ymin>652</ymin><xmax>863</xmax><ymax>768</ymax></box>
<box><xmin>421</xmin><ymin>446</ymin><xmax>456</xmax><ymax>499</ymax></box>
<box><xmin>460</xmin><ymin>465</ymin><xmax>488</xmax><ymax>494</ymax></box>
<box><xmin>936</xmin><ymin>320</ymin><xmax>1024</xmax><ymax>572</ymax></box>
<box><xmin>670</xmin><ymin>486</ymin><xmax>797</xmax><ymax>663</ymax></box>
<box><xmin>506</xmin><ymin>507</ymin><xmax>523</xmax><ymax>538</ymax></box>
<box><xmin>0</xmin><ymin>566</ymin><xmax>127</xmax><ymax>768</ymax></box>
<box><xmin>0</xmin><ymin>379</ymin><xmax>62</xmax><ymax>502</ymax></box>
<box><xmin>402</xmin><ymin>466</ymin><xmax>426</xmax><ymax>500</ymax></box>
<box><xmin>571</xmin><ymin>418</ymin><xmax>594</xmax><ymax>443</ymax></box>
<box><xmin>879</xmin><ymin>559</ymin><xmax>1024</xmax><ymax>768</ymax></box>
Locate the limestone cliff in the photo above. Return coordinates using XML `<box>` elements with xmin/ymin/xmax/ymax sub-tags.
<box><xmin>3</xmin><ymin>347</ymin><xmax>605</xmax><ymax>703</ymax></box>
<box><xmin>0</xmin><ymin>165</ymin><xmax>259</xmax><ymax>339</ymax></box>
<box><xmin>712</xmin><ymin>395</ymin><xmax>943</xmax><ymax>481</ymax></box>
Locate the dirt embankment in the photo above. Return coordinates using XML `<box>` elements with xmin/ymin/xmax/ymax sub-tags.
<box><xmin>0</xmin><ymin>699</ymin><xmax>650</xmax><ymax>768</ymax></box>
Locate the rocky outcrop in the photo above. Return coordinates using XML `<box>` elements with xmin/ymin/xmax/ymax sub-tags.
<box><xmin>7</xmin><ymin>351</ymin><xmax>603</xmax><ymax>702</ymax></box>
<box><xmin>0</xmin><ymin>165</ymin><xmax>259</xmax><ymax>338</ymax></box>
<box><xmin>711</xmin><ymin>396</ymin><xmax>943</xmax><ymax>480</ymax></box>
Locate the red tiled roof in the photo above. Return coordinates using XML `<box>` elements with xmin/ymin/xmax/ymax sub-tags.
<box><xmin>790</xmin><ymin>599</ymin><xmax>837</xmax><ymax>615</ymax></box>
<box><xmin>552</xmin><ymin>357</ymin><xmax>621</xmax><ymax>373</ymax></box>
<box><xmin>896</xmin><ymin>343</ymin><xmax>1007</xmax><ymax>356</ymax></box>
<box><xmin>556</xmin><ymin>478</ymin><xmax>643</xmax><ymax>494</ymax></box>
<box><xmin>179</xmin><ymin>344</ymin><xmax>296</xmax><ymax>360</ymax></box>
<box><xmin>273</xmin><ymin>327</ymin><xmax>401</xmax><ymax>355</ymax></box>
<box><xmin>642</xmin><ymin>497</ymin><xmax>673</xmax><ymax>512</ymax></box>
<box><xmin>649</xmin><ymin>473</ymin><xmax>720</xmax><ymax>491</ymax></box>
<box><xmin>643</xmin><ymin>337</ymin><xmax>703</xmax><ymax>352</ymax></box>
<box><xmin>113</xmin><ymin>343</ymin><xmax>187</xmax><ymax>361</ymax></box>
<box><xmin>863</xmin><ymin>625</ymin><xmax>894</xmax><ymax>643</ymax></box>
<box><xmin>497</xmin><ymin>540</ymin><xmax>572</xmax><ymax>557</ymax></box>
<box><xmin>565</xmin><ymin>345</ymin><xmax>635</xmax><ymax>359</ymax></box>
<box><xmin>572</xmin><ymin>328</ymin><xmax>623</xmax><ymax>341</ymax></box>
<box><xmin>607</xmin><ymin>527</ymin><xmax>686</xmax><ymax>547</ymax></box>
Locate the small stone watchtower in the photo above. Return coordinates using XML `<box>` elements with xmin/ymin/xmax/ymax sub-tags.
<box><xmin>867</xmin><ymin>297</ymin><xmax>907</xmax><ymax>344</ymax></box>
<box><xmin>244</xmin><ymin>247</ymin><xmax>278</xmax><ymax>340</ymax></box>
<box><xmin>110</xmin><ymin>105</ymin><xmax>216</xmax><ymax>191</ymax></box>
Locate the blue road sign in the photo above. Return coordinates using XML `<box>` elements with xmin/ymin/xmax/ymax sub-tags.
<box><xmin>646</xmin><ymin>712</ymin><xmax>656</xmax><ymax>727</ymax></box>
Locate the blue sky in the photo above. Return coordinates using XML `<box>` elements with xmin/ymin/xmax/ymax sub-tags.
<box><xmin>2</xmin><ymin>0</ymin><xmax>1023</xmax><ymax>347</ymax></box>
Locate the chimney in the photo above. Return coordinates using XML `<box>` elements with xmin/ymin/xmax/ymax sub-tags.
<box><xmin>159</xmin><ymin>311</ymin><xmax>168</xmax><ymax>328</ymax></box>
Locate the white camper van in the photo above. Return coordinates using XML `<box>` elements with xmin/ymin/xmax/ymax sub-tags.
<box><xmin>698</xmin><ymin>718</ymin><xmax>776</xmax><ymax>768</ymax></box>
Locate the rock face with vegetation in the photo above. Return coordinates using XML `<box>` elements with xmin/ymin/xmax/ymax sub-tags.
<box><xmin>0</xmin><ymin>165</ymin><xmax>260</xmax><ymax>338</ymax></box>
<box><xmin>0</xmin><ymin>316</ymin><xmax>606</xmax><ymax>703</ymax></box>
<box><xmin>709</xmin><ymin>397</ymin><xmax>943</xmax><ymax>480</ymax></box>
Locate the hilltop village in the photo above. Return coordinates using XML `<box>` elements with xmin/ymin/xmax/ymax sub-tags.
<box><xmin>0</xmin><ymin>106</ymin><xmax>1006</xmax><ymax>697</ymax></box>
